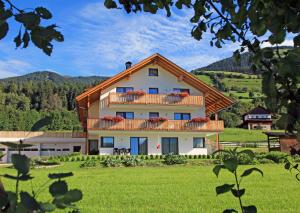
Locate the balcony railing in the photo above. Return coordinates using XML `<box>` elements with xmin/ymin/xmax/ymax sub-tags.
<box><xmin>108</xmin><ymin>92</ymin><xmax>203</xmax><ymax>106</ymax></box>
<box><xmin>87</xmin><ymin>118</ymin><xmax>224</xmax><ymax>132</ymax></box>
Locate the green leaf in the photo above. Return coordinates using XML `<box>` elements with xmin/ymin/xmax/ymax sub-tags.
<box><xmin>216</xmin><ymin>184</ymin><xmax>235</xmax><ymax>195</ymax></box>
<box><xmin>223</xmin><ymin>209</ymin><xmax>238</xmax><ymax>213</ymax></box>
<box><xmin>11</xmin><ymin>154</ymin><xmax>30</xmax><ymax>175</ymax></box>
<box><xmin>0</xmin><ymin>21</ymin><xmax>8</xmax><ymax>40</ymax></box>
<box><xmin>104</xmin><ymin>0</ymin><xmax>117</xmax><ymax>9</ymax></box>
<box><xmin>223</xmin><ymin>158</ymin><xmax>238</xmax><ymax>173</ymax></box>
<box><xmin>48</xmin><ymin>172</ymin><xmax>73</xmax><ymax>179</ymax></box>
<box><xmin>15</xmin><ymin>12</ymin><xmax>41</xmax><ymax>30</ymax></box>
<box><xmin>293</xmin><ymin>35</ymin><xmax>300</xmax><ymax>47</ymax></box>
<box><xmin>22</xmin><ymin>30</ymin><xmax>30</xmax><ymax>48</ymax></box>
<box><xmin>20</xmin><ymin>192</ymin><xmax>40</xmax><ymax>211</ymax></box>
<box><xmin>242</xmin><ymin>205</ymin><xmax>257</xmax><ymax>213</ymax></box>
<box><xmin>241</xmin><ymin>167</ymin><xmax>263</xmax><ymax>178</ymax></box>
<box><xmin>64</xmin><ymin>189</ymin><xmax>83</xmax><ymax>203</ymax></box>
<box><xmin>231</xmin><ymin>188</ymin><xmax>245</xmax><ymax>198</ymax></box>
<box><xmin>238</xmin><ymin>149</ymin><xmax>255</xmax><ymax>159</ymax></box>
<box><xmin>213</xmin><ymin>165</ymin><xmax>224</xmax><ymax>177</ymax></box>
<box><xmin>35</xmin><ymin>7</ymin><xmax>52</xmax><ymax>19</ymax></box>
<box><xmin>39</xmin><ymin>202</ymin><xmax>56</xmax><ymax>212</ymax></box>
<box><xmin>49</xmin><ymin>180</ymin><xmax>68</xmax><ymax>197</ymax></box>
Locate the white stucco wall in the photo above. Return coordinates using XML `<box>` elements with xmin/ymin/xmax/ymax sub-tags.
<box><xmin>97</xmin><ymin>64</ymin><xmax>205</xmax><ymax>119</ymax></box>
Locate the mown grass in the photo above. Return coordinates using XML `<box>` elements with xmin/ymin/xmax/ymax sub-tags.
<box><xmin>208</xmin><ymin>128</ymin><xmax>268</xmax><ymax>143</ymax></box>
<box><xmin>1</xmin><ymin>163</ymin><xmax>299</xmax><ymax>212</ymax></box>
<box><xmin>221</xmin><ymin>78</ymin><xmax>262</xmax><ymax>91</ymax></box>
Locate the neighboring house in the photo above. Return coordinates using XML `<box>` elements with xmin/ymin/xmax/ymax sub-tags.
<box><xmin>76</xmin><ymin>53</ymin><xmax>234</xmax><ymax>155</ymax></box>
<box><xmin>241</xmin><ymin>106</ymin><xmax>272</xmax><ymax>130</ymax></box>
<box><xmin>0</xmin><ymin>131</ymin><xmax>86</xmax><ymax>163</ymax></box>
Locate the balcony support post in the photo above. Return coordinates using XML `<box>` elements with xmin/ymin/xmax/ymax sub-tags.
<box><xmin>215</xmin><ymin>113</ymin><xmax>220</xmax><ymax>151</ymax></box>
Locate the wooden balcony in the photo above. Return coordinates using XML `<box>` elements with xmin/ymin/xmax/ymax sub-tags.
<box><xmin>108</xmin><ymin>92</ymin><xmax>203</xmax><ymax>106</ymax></box>
<box><xmin>87</xmin><ymin>119</ymin><xmax>224</xmax><ymax>132</ymax></box>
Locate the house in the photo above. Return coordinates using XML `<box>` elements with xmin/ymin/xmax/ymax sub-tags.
<box><xmin>0</xmin><ymin>131</ymin><xmax>86</xmax><ymax>163</ymax></box>
<box><xmin>241</xmin><ymin>106</ymin><xmax>272</xmax><ymax>130</ymax></box>
<box><xmin>76</xmin><ymin>53</ymin><xmax>234</xmax><ymax>155</ymax></box>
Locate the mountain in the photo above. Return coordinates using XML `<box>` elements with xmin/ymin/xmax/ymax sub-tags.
<box><xmin>191</xmin><ymin>46</ymin><xmax>292</xmax><ymax>74</ymax></box>
<box><xmin>0</xmin><ymin>71</ymin><xmax>109</xmax><ymax>84</ymax></box>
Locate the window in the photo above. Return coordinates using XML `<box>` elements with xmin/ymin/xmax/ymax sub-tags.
<box><xmin>193</xmin><ymin>138</ymin><xmax>205</xmax><ymax>148</ymax></box>
<box><xmin>174</xmin><ymin>113</ymin><xmax>191</xmax><ymax>120</ymax></box>
<box><xmin>101</xmin><ymin>137</ymin><xmax>114</xmax><ymax>148</ymax></box>
<box><xmin>161</xmin><ymin>138</ymin><xmax>178</xmax><ymax>155</ymax></box>
<box><xmin>116</xmin><ymin>87</ymin><xmax>134</xmax><ymax>93</ymax></box>
<box><xmin>149</xmin><ymin>112</ymin><xmax>159</xmax><ymax>118</ymax></box>
<box><xmin>116</xmin><ymin>112</ymin><xmax>134</xmax><ymax>119</ymax></box>
<box><xmin>149</xmin><ymin>88</ymin><xmax>159</xmax><ymax>94</ymax></box>
<box><xmin>173</xmin><ymin>88</ymin><xmax>190</xmax><ymax>94</ymax></box>
<box><xmin>63</xmin><ymin>148</ymin><xmax>70</xmax><ymax>151</ymax></box>
<box><xmin>149</xmin><ymin>68</ymin><xmax>158</xmax><ymax>76</ymax></box>
<box><xmin>73</xmin><ymin>146</ymin><xmax>81</xmax><ymax>152</ymax></box>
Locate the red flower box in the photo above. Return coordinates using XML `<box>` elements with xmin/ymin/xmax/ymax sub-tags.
<box><xmin>190</xmin><ymin>117</ymin><xmax>210</xmax><ymax>123</ymax></box>
<box><xmin>126</xmin><ymin>90</ymin><xmax>146</xmax><ymax>96</ymax></box>
<box><xmin>102</xmin><ymin>116</ymin><xmax>124</xmax><ymax>122</ymax></box>
<box><xmin>147</xmin><ymin>117</ymin><xmax>168</xmax><ymax>123</ymax></box>
<box><xmin>168</xmin><ymin>92</ymin><xmax>189</xmax><ymax>97</ymax></box>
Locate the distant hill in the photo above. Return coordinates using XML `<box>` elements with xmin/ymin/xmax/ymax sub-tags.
<box><xmin>0</xmin><ymin>71</ymin><xmax>109</xmax><ymax>84</ymax></box>
<box><xmin>191</xmin><ymin>46</ymin><xmax>292</xmax><ymax>74</ymax></box>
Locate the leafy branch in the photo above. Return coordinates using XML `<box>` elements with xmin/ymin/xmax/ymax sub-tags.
<box><xmin>213</xmin><ymin>149</ymin><xmax>263</xmax><ymax>213</ymax></box>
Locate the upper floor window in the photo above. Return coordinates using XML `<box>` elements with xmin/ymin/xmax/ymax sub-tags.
<box><xmin>149</xmin><ymin>88</ymin><xmax>159</xmax><ymax>94</ymax></box>
<box><xmin>149</xmin><ymin>112</ymin><xmax>159</xmax><ymax>118</ymax></box>
<box><xmin>116</xmin><ymin>112</ymin><xmax>134</xmax><ymax>119</ymax></box>
<box><xmin>174</xmin><ymin>113</ymin><xmax>191</xmax><ymax>120</ymax></box>
<box><xmin>116</xmin><ymin>87</ymin><xmax>134</xmax><ymax>93</ymax></box>
<box><xmin>173</xmin><ymin>88</ymin><xmax>190</xmax><ymax>94</ymax></box>
<box><xmin>149</xmin><ymin>68</ymin><xmax>158</xmax><ymax>76</ymax></box>
<box><xmin>193</xmin><ymin>137</ymin><xmax>205</xmax><ymax>148</ymax></box>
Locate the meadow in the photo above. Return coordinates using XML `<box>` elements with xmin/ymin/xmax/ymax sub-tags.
<box><xmin>1</xmin><ymin>162</ymin><xmax>299</xmax><ymax>212</ymax></box>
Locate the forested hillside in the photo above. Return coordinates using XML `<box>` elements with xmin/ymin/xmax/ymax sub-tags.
<box><xmin>0</xmin><ymin>71</ymin><xmax>108</xmax><ymax>131</ymax></box>
<box><xmin>191</xmin><ymin>46</ymin><xmax>292</xmax><ymax>74</ymax></box>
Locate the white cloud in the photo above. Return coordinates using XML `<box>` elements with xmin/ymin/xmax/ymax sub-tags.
<box><xmin>0</xmin><ymin>59</ymin><xmax>32</xmax><ymax>79</ymax></box>
<box><xmin>261</xmin><ymin>39</ymin><xmax>294</xmax><ymax>48</ymax></box>
<box><xmin>61</xmin><ymin>2</ymin><xmax>231</xmax><ymax>74</ymax></box>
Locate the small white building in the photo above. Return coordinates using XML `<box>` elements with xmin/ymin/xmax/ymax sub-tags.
<box><xmin>76</xmin><ymin>53</ymin><xmax>234</xmax><ymax>156</ymax></box>
<box><xmin>0</xmin><ymin>131</ymin><xmax>86</xmax><ymax>163</ymax></box>
<box><xmin>241</xmin><ymin>106</ymin><xmax>272</xmax><ymax>130</ymax></box>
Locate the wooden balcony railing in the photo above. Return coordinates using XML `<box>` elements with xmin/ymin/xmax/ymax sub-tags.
<box><xmin>87</xmin><ymin>119</ymin><xmax>224</xmax><ymax>132</ymax></box>
<box><xmin>108</xmin><ymin>92</ymin><xmax>203</xmax><ymax>106</ymax></box>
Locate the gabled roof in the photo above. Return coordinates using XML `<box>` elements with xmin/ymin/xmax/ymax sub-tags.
<box><xmin>243</xmin><ymin>106</ymin><xmax>271</xmax><ymax>116</ymax></box>
<box><xmin>76</xmin><ymin>53</ymin><xmax>235</xmax><ymax>128</ymax></box>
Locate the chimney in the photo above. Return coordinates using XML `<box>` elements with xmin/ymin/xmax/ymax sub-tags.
<box><xmin>125</xmin><ymin>61</ymin><xmax>132</xmax><ymax>69</ymax></box>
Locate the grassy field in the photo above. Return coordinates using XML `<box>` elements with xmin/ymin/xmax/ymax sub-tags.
<box><xmin>209</xmin><ymin>128</ymin><xmax>268</xmax><ymax>143</ymax></box>
<box><xmin>221</xmin><ymin>78</ymin><xmax>262</xmax><ymax>91</ymax></box>
<box><xmin>1</xmin><ymin>163</ymin><xmax>299</xmax><ymax>212</ymax></box>
<box><xmin>196</xmin><ymin>75</ymin><xmax>213</xmax><ymax>85</ymax></box>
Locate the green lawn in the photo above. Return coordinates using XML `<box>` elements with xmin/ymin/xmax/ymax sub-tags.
<box><xmin>209</xmin><ymin>128</ymin><xmax>268</xmax><ymax>143</ymax></box>
<box><xmin>221</xmin><ymin>78</ymin><xmax>262</xmax><ymax>91</ymax></box>
<box><xmin>1</xmin><ymin>163</ymin><xmax>299</xmax><ymax>212</ymax></box>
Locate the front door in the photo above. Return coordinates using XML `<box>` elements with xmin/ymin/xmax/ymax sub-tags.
<box><xmin>88</xmin><ymin>140</ymin><xmax>99</xmax><ymax>155</ymax></box>
<box><xmin>161</xmin><ymin>137</ymin><xmax>178</xmax><ymax>155</ymax></box>
<box><xmin>130</xmin><ymin>137</ymin><xmax>148</xmax><ymax>155</ymax></box>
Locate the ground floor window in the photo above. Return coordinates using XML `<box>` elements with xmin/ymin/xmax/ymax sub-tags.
<box><xmin>130</xmin><ymin>137</ymin><xmax>148</xmax><ymax>155</ymax></box>
<box><xmin>73</xmin><ymin>146</ymin><xmax>81</xmax><ymax>152</ymax></box>
<box><xmin>101</xmin><ymin>137</ymin><xmax>114</xmax><ymax>148</ymax></box>
<box><xmin>89</xmin><ymin>139</ymin><xmax>99</xmax><ymax>155</ymax></box>
<box><xmin>161</xmin><ymin>137</ymin><xmax>178</xmax><ymax>155</ymax></box>
<box><xmin>193</xmin><ymin>137</ymin><xmax>205</xmax><ymax>148</ymax></box>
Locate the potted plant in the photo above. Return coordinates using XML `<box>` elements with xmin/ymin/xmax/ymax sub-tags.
<box><xmin>102</xmin><ymin>116</ymin><xmax>124</xmax><ymax>122</ymax></box>
<box><xmin>189</xmin><ymin>117</ymin><xmax>210</xmax><ymax>123</ymax></box>
<box><xmin>126</xmin><ymin>90</ymin><xmax>146</xmax><ymax>96</ymax></box>
<box><xmin>147</xmin><ymin>117</ymin><xmax>168</xmax><ymax>123</ymax></box>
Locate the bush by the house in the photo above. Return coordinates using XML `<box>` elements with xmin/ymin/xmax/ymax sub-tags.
<box><xmin>122</xmin><ymin>156</ymin><xmax>144</xmax><ymax>167</ymax></box>
<box><xmin>163</xmin><ymin>154</ymin><xmax>187</xmax><ymax>165</ymax></box>
<box><xmin>257</xmin><ymin>151</ymin><xmax>288</xmax><ymax>163</ymax></box>
<box><xmin>102</xmin><ymin>157</ymin><xmax>122</xmax><ymax>167</ymax></box>
<box><xmin>80</xmin><ymin>159</ymin><xmax>98</xmax><ymax>168</ymax></box>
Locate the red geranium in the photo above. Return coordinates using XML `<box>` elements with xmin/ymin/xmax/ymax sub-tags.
<box><xmin>168</xmin><ymin>92</ymin><xmax>189</xmax><ymax>97</ymax></box>
<box><xmin>126</xmin><ymin>90</ymin><xmax>146</xmax><ymax>96</ymax></box>
<box><xmin>102</xmin><ymin>116</ymin><xmax>124</xmax><ymax>122</ymax></box>
<box><xmin>190</xmin><ymin>117</ymin><xmax>210</xmax><ymax>123</ymax></box>
<box><xmin>147</xmin><ymin>117</ymin><xmax>168</xmax><ymax>123</ymax></box>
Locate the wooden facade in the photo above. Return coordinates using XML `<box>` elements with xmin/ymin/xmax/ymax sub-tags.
<box><xmin>87</xmin><ymin>119</ymin><xmax>224</xmax><ymax>132</ymax></box>
<box><xmin>108</xmin><ymin>92</ymin><xmax>203</xmax><ymax>106</ymax></box>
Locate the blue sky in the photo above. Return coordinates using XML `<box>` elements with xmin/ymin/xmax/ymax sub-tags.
<box><xmin>0</xmin><ymin>0</ymin><xmax>293</xmax><ymax>79</ymax></box>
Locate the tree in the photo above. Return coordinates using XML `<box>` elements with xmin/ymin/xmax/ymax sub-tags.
<box><xmin>104</xmin><ymin>0</ymin><xmax>300</xmax><ymax>137</ymax></box>
<box><xmin>0</xmin><ymin>0</ymin><xmax>63</xmax><ymax>55</ymax></box>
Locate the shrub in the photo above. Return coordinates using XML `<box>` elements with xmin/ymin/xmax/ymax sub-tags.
<box><xmin>76</xmin><ymin>156</ymin><xmax>81</xmax><ymax>161</ymax></box>
<box><xmin>81</xmin><ymin>156</ymin><xmax>85</xmax><ymax>161</ymax></box>
<box><xmin>189</xmin><ymin>155</ymin><xmax>193</xmax><ymax>159</ymax></box>
<box><xmin>207</xmin><ymin>155</ymin><xmax>211</xmax><ymax>159</ymax></box>
<box><xmin>155</xmin><ymin>155</ymin><xmax>159</xmax><ymax>159</ymax></box>
<box><xmin>150</xmin><ymin>154</ymin><xmax>154</xmax><ymax>160</ymax></box>
<box><xmin>160</xmin><ymin>155</ymin><xmax>164</xmax><ymax>159</ymax></box>
<box><xmin>122</xmin><ymin>156</ymin><xmax>144</xmax><ymax>167</ymax></box>
<box><xmin>257</xmin><ymin>158</ymin><xmax>275</xmax><ymax>164</ymax></box>
<box><xmin>86</xmin><ymin>156</ymin><xmax>90</xmax><ymax>161</ymax></box>
<box><xmin>198</xmin><ymin>155</ymin><xmax>201</xmax><ymax>159</ymax></box>
<box><xmin>102</xmin><ymin>157</ymin><xmax>122</xmax><ymax>167</ymax></box>
<box><xmin>221</xmin><ymin>153</ymin><xmax>254</xmax><ymax>165</ymax></box>
<box><xmin>163</xmin><ymin>154</ymin><xmax>187</xmax><ymax>165</ymax></box>
<box><xmin>97</xmin><ymin>155</ymin><xmax>101</xmax><ymax>160</ymax></box>
<box><xmin>145</xmin><ymin>155</ymin><xmax>149</xmax><ymax>160</ymax></box>
<box><xmin>193</xmin><ymin>155</ymin><xmax>197</xmax><ymax>159</ymax></box>
<box><xmin>80</xmin><ymin>159</ymin><xmax>98</xmax><ymax>168</ymax></box>
<box><xmin>70</xmin><ymin>157</ymin><xmax>75</xmax><ymax>162</ymax></box>
<box><xmin>257</xmin><ymin>151</ymin><xmax>288</xmax><ymax>163</ymax></box>
<box><xmin>140</xmin><ymin>155</ymin><xmax>145</xmax><ymax>160</ymax></box>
